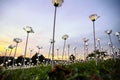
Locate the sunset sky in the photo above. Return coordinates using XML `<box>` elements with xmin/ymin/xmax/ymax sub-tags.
<box><xmin>0</xmin><ymin>0</ymin><xmax>120</xmax><ymax>59</ymax></box>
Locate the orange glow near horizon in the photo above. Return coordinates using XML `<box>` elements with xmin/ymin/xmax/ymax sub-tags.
<box><xmin>0</xmin><ymin>37</ymin><xmax>85</xmax><ymax>60</ymax></box>
<box><xmin>0</xmin><ymin>38</ymin><xmax>23</xmax><ymax>57</ymax></box>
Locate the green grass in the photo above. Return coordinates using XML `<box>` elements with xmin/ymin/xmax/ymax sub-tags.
<box><xmin>0</xmin><ymin>59</ymin><xmax>120</xmax><ymax>80</ymax></box>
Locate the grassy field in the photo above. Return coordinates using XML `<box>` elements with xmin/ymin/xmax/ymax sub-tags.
<box><xmin>0</xmin><ymin>59</ymin><xmax>120</xmax><ymax>80</ymax></box>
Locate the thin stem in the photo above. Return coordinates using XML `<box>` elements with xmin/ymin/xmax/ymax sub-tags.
<box><xmin>62</xmin><ymin>40</ymin><xmax>66</xmax><ymax>60</ymax></box>
<box><xmin>93</xmin><ymin>21</ymin><xmax>97</xmax><ymax>66</ymax></box>
<box><xmin>23</xmin><ymin>32</ymin><xmax>29</xmax><ymax>67</ymax></box>
<box><xmin>68</xmin><ymin>47</ymin><xmax>70</xmax><ymax>60</ymax></box>
<box><xmin>84</xmin><ymin>42</ymin><xmax>86</xmax><ymax>60</ymax></box>
<box><xmin>48</xmin><ymin>43</ymin><xmax>52</xmax><ymax>59</ymax></box>
<box><xmin>3</xmin><ymin>49</ymin><xmax>8</xmax><ymax>65</ymax></box>
<box><xmin>57</xmin><ymin>49</ymin><xmax>59</xmax><ymax>59</ymax></box>
<box><xmin>108</xmin><ymin>35</ymin><xmax>115</xmax><ymax>59</ymax></box>
<box><xmin>8</xmin><ymin>49</ymin><xmax>12</xmax><ymax>67</ymax></box>
<box><xmin>93</xmin><ymin>21</ymin><xmax>96</xmax><ymax>51</ymax></box>
<box><xmin>98</xmin><ymin>41</ymin><xmax>101</xmax><ymax>51</ymax></box>
<box><xmin>8</xmin><ymin>49</ymin><xmax>12</xmax><ymax>61</ymax></box>
<box><xmin>12</xmin><ymin>43</ymin><xmax>18</xmax><ymax>68</ymax></box>
<box><xmin>52</xmin><ymin>6</ymin><xmax>57</xmax><ymax>69</ymax></box>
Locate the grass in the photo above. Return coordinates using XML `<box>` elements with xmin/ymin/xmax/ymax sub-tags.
<box><xmin>0</xmin><ymin>59</ymin><xmax>120</xmax><ymax>80</ymax></box>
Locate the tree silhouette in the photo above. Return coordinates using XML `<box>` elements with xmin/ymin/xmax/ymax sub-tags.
<box><xmin>16</xmin><ymin>55</ymin><xmax>24</xmax><ymax>66</ymax></box>
<box><xmin>39</xmin><ymin>55</ymin><xmax>45</xmax><ymax>62</ymax></box>
<box><xmin>87</xmin><ymin>50</ymin><xmax>108</xmax><ymax>60</ymax></box>
<box><xmin>31</xmin><ymin>53</ymin><xmax>38</xmax><ymax>65</ymax></box>
<box><xmin>31</xmin><ymin>53</ymin><xmax>45</xmax><ymax>65</ymax></box>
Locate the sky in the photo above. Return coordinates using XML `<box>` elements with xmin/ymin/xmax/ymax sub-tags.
<box><xmin>0</xmin><ymin>0</ymin><xmax>120</xmax><ymax>59</ymax></box>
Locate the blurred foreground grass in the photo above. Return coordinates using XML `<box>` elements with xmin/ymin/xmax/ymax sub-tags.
<box><xmin>0</xmin><ymin>59</ymin><xmax>120</xmax><ymax>80</ymax></box>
